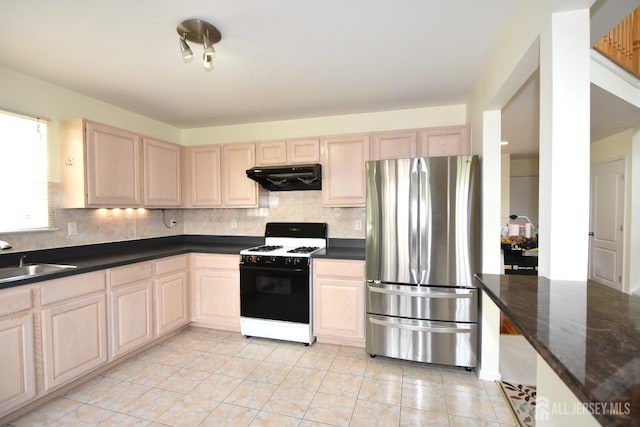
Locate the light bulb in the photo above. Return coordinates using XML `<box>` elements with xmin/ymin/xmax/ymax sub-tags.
<box><xmin>179</xmin><ymin>36</ymin><xmax>193</xmax><ymax>60</ymax></box>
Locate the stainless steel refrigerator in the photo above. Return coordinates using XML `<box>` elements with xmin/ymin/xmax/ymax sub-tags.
<box><xmin>365</xmin><ymin>155</ymin><xmax>479</xmax><ymax>368</ymax></box>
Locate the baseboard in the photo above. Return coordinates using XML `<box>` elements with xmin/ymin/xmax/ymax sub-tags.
<box><xmin>478</xmin><ymin>369</ymin><xmax>502</xmax><ymax>381</ymax></box>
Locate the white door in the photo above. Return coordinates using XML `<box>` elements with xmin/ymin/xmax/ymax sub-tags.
<box><xmin>589</xmin><ymin>159</ymin><xmax>625</xmax><ymax>290</ymax></box>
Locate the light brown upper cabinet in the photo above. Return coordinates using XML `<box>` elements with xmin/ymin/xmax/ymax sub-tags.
<box><xmin>256</xmin><ymin>140</ymin><xmax>287</xmax><ymax>166</ymax></box>
<box><xmin>183</xmin><ymin>145</ymin><xmax>222</xmax><ymax>207</ymax></box>
<box><xmin>59</xmin><ymin>119</ymin><xmax>184</xmax><ymax>208</ymax></box>
<box><xmin>371</xmin><ymin>131</ymin><xmax>418</xmax><ymax>160</ymax></box>
<box><xmin>419</xmin><ymin>125</ymin><xmax>470</xmax><ymax>157</ymax></box>
<box><xmin>60</xmin><ymin>119</ymin><xmax>142</xmax><ymax>208</ymax></box>
<box><xmin>287</xmin><ymin>138</ymin><xmax>320</xmax><ymax>164</ymax></box>
<box><xmin>143</xmin><ymin>138</ymin><xmax>182</xmax><ymax>207</ymax></box>
<box><xmin>222</xmin><ymin>142</ymin><xmax>258</xmax><ymax>207</ymax></box>
<box><xmin>256</xmin><ymin>138</ymin><xmax>320</xmax><ymax>166</ymax></box>
<box><xmin>184</xmin><ymin>142</ymin><xmax>257</xmax><ymax>208</ymax></box>
<box><xmin>321</xmin><ymin>134</ymin><xmax>370</xmax><ymax>207</ymax></box>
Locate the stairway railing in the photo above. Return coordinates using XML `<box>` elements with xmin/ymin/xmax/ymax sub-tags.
<box><xmin>594</xmin><ymin>8</ymin><xmax>640</xmax><ymax>78</ymax></box>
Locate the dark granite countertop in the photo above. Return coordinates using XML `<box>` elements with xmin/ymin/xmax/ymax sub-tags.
<box><xmin>314</xmin><ymin>238</ymin><xmax>365</xmax><ymax>260</ymax></box>
<box><xmin>475</xmin><ymin>273</ymin><xmax>640</xmax><ymax>427</ymax></box>
<box><xmin>0</xmin><ymin>235</ymin><xmax>365</xmax><ymax>289</ymax></box>
<box><xmin>0</xmin><ymin>235</ymin><xmax>261</xmax><ymax>289</ymax></box>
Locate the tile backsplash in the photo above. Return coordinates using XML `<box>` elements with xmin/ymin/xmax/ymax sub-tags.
<box><xmin>1</xmin><ymin>190</ymin><xmax>364</xmax><ymax>253</ymax></box>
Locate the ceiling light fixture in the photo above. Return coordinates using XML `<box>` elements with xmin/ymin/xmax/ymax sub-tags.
<box><xmin>176</xmin><ymin>19</ymin><xmax>221</xmax><ymax>71</ymax></box>
<box><xmin>179</xmin><ymin>35</ymin><xmax>193</xmax><ymax>60</ymax></box>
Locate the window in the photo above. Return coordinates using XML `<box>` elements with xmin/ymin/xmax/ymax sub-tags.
<box><xmin>0</xmin><ymin>110</ymin><xmax>52</xmax><ymax>232</ymax></box>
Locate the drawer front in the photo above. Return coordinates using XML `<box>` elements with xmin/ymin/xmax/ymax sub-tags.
<box><xmin>366</xmin><ymin>282</ymin><xmax>477</xmax><ymax>322</ymax></box>
<box><xmin>109</xmin><ymin>262</ymin><xmax>153</xmax><ymax>287</ymax></box>
<box><xmin>365</xmin><ymin>314</ymin><xmax>477</xmax><ymax>367</ymax></box>
<box><xmin>0</xmin><ymin>287</ymin><xmax>32</xmax><ymax>317</ymax></box>
<box><xmin>192</xmin><ymin>254</ymin><xmax>239</xmax><ymax>271</ymax></box>
<box><xmin>41</xmin><ymin>271</ymin><xmax>106</xmax><ymax>306</ymax></box>
<box><xmin>155</xmin><ymin>255</ymin><xmax>187</xmax><ymax>276</ymax></box>
<box><xmin>314</xmin><ymin>259</ymin><xmax>364</xmax><ymax>279</ymax></box>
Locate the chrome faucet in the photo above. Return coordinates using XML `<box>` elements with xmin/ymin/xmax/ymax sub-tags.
<box><xmin>19</xmin><ymin>255</ymin><xmax>27</xmax><ymax>267</ymax></box>
<box><xmin>0</xmin><ymin>240</ymin><xmax>11</xmax><ymax>250</ymax></box>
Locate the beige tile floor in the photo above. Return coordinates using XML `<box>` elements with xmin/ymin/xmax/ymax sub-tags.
<box><xmin>6</xmin><ymin>327</ymin><xmax>517</xmax><ymax>427</ymax></box>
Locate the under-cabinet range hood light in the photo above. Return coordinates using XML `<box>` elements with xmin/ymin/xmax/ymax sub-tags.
<box><xmin>246</xmin><ymin>164</ymin><xmax>322</xmax><ymax>191</ymax></box>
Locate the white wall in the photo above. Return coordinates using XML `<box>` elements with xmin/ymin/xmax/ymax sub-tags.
<box><xmin>510</xmin><ymin>157</ymin><xmax>539</xmax><ymax>226</ymax></box>
<box><xmin>182</xmin><ymin>105</ymin><xmax>466</xmax><ymax>145</ymax></box>
<box><xmin>0</xmin><ymin>66</ymin><xmax>181</xmax><ymax>143</ymax></box>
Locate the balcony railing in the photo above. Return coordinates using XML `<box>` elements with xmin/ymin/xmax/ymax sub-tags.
<box><xmin>594</xmin><ymin>8</ymin><xmax>640</xmax><ymax>78</ymax></box>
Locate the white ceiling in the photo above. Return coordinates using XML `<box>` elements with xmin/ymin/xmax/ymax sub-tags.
<box><xmin>0</xmin><ymin>1</ymin><xmax>518</xmax><ymax>128</ymax></box>
<box><xmin>2</xmin><ymin>1</ymin><xmax>638</xmax><ymax>156</ymax></box>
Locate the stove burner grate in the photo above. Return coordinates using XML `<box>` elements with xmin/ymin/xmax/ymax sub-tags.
<box><xmin>247</xmin><ymin>245</ymin><xmax>283</xmax><ymax>252</ymax></box>
<box><xmin>287</xmin><ymin>246</ymin><xmax>320</xmax><ymax>254</ymax></box>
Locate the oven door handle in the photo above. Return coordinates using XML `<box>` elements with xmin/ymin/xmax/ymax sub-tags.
<box><xmin>240</xmin><ymin>264</ymin><xmax>307</xmax><ymax>274</ymax></box>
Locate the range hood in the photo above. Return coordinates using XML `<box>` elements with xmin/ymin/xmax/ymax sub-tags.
<box><xmin>246</xmin><ymin>164</ymin><xmax>322</xmax><ymax>191</ymax></box>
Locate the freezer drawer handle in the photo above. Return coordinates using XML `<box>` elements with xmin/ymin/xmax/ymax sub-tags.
<box><xmin>368</xmin><ymin>317</ymin><xmax>472</xmax><ymax>334</ymax></box>
<box><xmin>367</xmin><ymin>283</ymin><xmax>473</xmax><ymax>299</ymax></box>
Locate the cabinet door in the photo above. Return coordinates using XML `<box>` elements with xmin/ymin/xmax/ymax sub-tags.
<box><xmin>321</xmin><ymin>135</ymin><xmax>370</xmax><ymax>207</ymax></box>
<box><xmin>85</xmin><ymin>121</ymin><xmax>141</xmax><ymax>206</ymax></box>
<box><xmin>111</xmin><ymin>280</ymin><xmax>154</xmax><ymax>358</ymax></box>
<box><xmin>313</xmin><ymin>259</ymin><xmax>365</xmax><ymax>347</ymax></box>
<box><xmin>193</xmin><ymin>269</ymin><xmax>240</xmax><ymax>331</ymax></box>
<box><xmin>222</xmin><ymin>143</ymin><xmax>257</xmax><ymax>207</ymax></box>
<box><xmin>0</xmin><ymin>315</ymin><xmax>36</xmax><ymax>414</ymax></box>
<box><xmin>143</xmin><ymin>138</ymin><xmax>181</xmax><ymax>207</ymax></box>
<box><xmin>256</xmin><ymin>140</ymin><xmax>287</xmax><ymax>166</ymax></box>
<box><xmin>155</xmin><ymin>271</ymin><xmax>189</xmax><ymax>336</ymax></box>
<box><xmin>188</xmin><ymin>145</ymin><xmax>222</xmax><ymax>207</ymax></box>
<box><xmin>419</xmin><ymin>125</ymin><xmax>470</xmax><ymax>157</ymax></box>
<box><xmin>371</xmin><ymin>131</ymin><xmax>417</xmax><ymax>160</ymax></box>
<box><xmin>287</xmin><ymin>138</ymin><xmax>320</xmax><ymax>164</ymax></box>
<box><xmin>41</xmin><ymin>294</ymin><xmax>108</xmax><ymax>390</ymax></box>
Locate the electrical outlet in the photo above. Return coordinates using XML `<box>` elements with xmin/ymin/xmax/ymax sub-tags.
<box><xmin>231</xmin><ymin>219</ymin><xmax>237</xmax><ymax>229</ymax></box>
<box><xmin>354</xmin><ymin>219</ymin><xmax>362</xmax><ymax>231</ymax></box>
<box><xmin>67</xmin><ymin>221</ymin><xmax>78</xmax><ymax>236</ymax></box>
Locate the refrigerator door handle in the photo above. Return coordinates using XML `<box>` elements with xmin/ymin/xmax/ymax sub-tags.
<box><xmin>409</xmin><ymin>158</ymin><xmax>421</xmax><ymax>283</ymax></box>
<box><xmin>417</xmin><ymin>157</ymin><xmax>429</xmax><ymax>284</ymax></box>
<box><xmin>367</xmin><ymin>283</ymin><xmax>474</xmax><ymax>299</ymax></box>
<box><xmin>368</xmin><ymin>317</ymin><xmax>473</xmax><ymax>334</ymax></box>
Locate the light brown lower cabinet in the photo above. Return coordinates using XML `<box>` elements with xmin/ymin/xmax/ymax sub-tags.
<box><xmin>191</xmin><ymin>253</ymin><xmax>240</xmax><ymax>331</ymax></box>
<box><xmin>40</xmin><ymin>271</ymin><xmax>108</xmax><ymax>392</ymax></box>
<box><xmin>0</xmin><ymin>287</ymin><xmax>36</xmax><ymax>415</ymax></box>
<box><xmin>0</xmin><ymin>314</ymin><xmax>36</xmax><ymax>415</ymax></box>
<box><xmin>313</xmin><ymin>259</ymin><xmax>366</xmax><ymax>347</ymax></box>
<box><xmin>154</xmin><ymin>256</ymin><xmax>189</xmax><ymax>336</ymax></box>
<box><xmin>41</xmin><ymin>293</ymin><xmax>108</xmax><ymax>391</ymax></box>
<box><xmin>109</xmin><ymin>262</ymin><xmax>154</xmax><ymax>358</ymax></box>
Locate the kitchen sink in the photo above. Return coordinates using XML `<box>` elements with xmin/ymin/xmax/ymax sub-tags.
<box><xmin>0</xmin><ymin>263</ymin><xmax>78</xmax><ymax>283</ymax></box>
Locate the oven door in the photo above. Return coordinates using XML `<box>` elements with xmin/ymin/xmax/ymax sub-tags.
<box><xmin>240</xmin><ymin>262</ymin><xmax>310</xmax><ymax>323</ymax></box>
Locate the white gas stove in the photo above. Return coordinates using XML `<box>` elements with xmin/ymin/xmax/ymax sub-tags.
<box><xmin>239</xmin><ymin>222</ymin><xmax>328</xmax><ymax>344</ymax></box>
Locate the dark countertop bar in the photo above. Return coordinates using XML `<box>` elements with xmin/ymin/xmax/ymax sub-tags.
<box><xmin>0</xmin><ymin>235</ymin><xmax>365</xmax><ymax>289</ymax></box>
<box><xmin>475</xmin><ymin>273</ymin><xmax>640</xmax><ymax>427</ymax></box>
